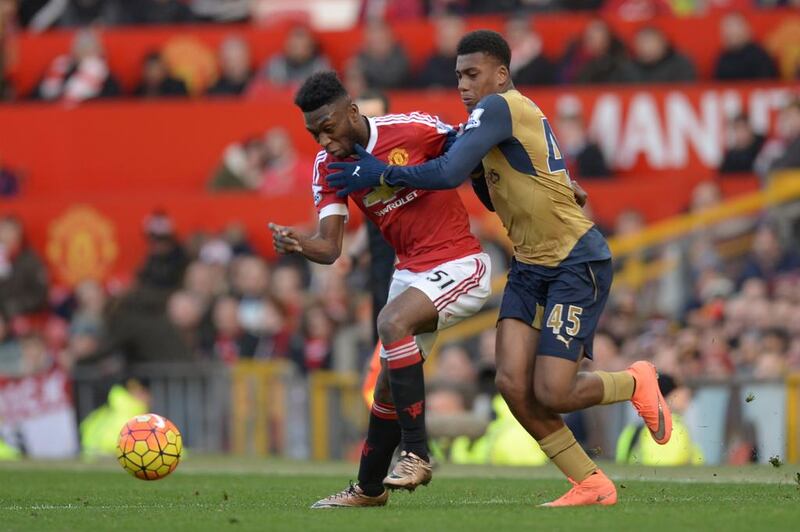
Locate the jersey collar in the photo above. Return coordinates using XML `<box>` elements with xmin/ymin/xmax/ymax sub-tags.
<box><xmin>366</xmin><ymin>116</ymin><xmax>379</xmax><ymax>153</ymax></box>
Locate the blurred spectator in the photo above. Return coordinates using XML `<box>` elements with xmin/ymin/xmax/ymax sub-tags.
<box><xmin>0</xmin><ymin>216</ymin><xmax>49</xmax><ymax>319</ymax></box>
<box><xmin>230</xmin><ymin>255</ymin><xmax>270</xmax><ymax>301</ymax></box>
<box><xmin>209</xmin><ymin>127</ymin><xmax>310</xmax><ymax>195</ymax></box>
<box><xmin>342</xmin><ymin>59</ymin><xmax>368</xmax><ymax>99</ymax></box>
<box><xmin>355</xmin><ymin>89</ymin><xmax>389</xmax><ymax>118</ymax></box>
<box><xmin>718</xmin><ymin>114</ymin><xmax>764</xmax><ymax>174</ymax></box>
<box><xmin>209</xmin><ymin>134</ymin><xmax>267</xmax><ymax>191</ymax></box>
<box><xmin>290</xmin><ymin>302</ymin><xmax>334</xmax><ymax>373</ymax></box>
<box><xmin>427</xmin><ymin>382</ymin><xmax>470</xmax><ymax>416</ymax></box>
<box><xmin>207</xmin><ymin>35</ymin><xmax>252</xmax><ymax>96</ymax></box>
<box><xmin>258</xmin><ymin>128</ymin><xmax>312</xmax><ymax>196</ymax></box>
<box><xmin>229</xmin><ymin>255</ymin><xmax>291</xmax><ymax>358</ymax></box>
<box><xmin>209</xmin><ymin>295</ymin><xmax>257</xmax><ymax>363</ymax></box>
<box><xmin>136</xmin><ymin>211</ymin><xmax>188</xmax><ymax>290</ymax></box>
<box><xmin>166</xmin><ymin>289</ymin><xmax>205</xmax><ymax>354</ymax></box>
<box><xmin>614</xmin><ymin>209</ymin><xmax>645</xmax><ymax>236</ymax></box>
<box><xmin>558</xmin><ymin>19</ymin><xmax>637</xmax><ymax>84</ymax></box>
<box><xmin>354</xmin><ymin>20</ymin><xmax>410</xmax><ymax>89</ymax></box>
<box><xmin>415</xmin><ymin>15</ymin><xmax>464</xmax><ymax>88</ymax></box>
<box><xmin>189</xmin><ymin>0</ymin><xmax>250</xmax><ymax>22</ymax></box>
<box><xmin>271</xmin><ymin>263</ymin><xmax>305</xmax><ymax>331</ymax></box>
<box><xmin>688</xmin><ymin>180</ymin><xmax>722</xmax><ymax>213</ymax></box>
<box><xmin>435</xmin><ymin>344</ymin><xmax>477</xmax><ymax>385</ymax></box>
<box><xmin>555</xmin><ymin>107</ymin><xmax>611</xmax><ymax>179</ymax></box>
<box><xmin>133</xmin><ymin>51</ymin><xmax>188</xmax><ymax>98</ymax></box>
<box><xmin>81</xmin><ymin>287</ymin><xmax>196</xmax><ymax>364</ymax></box>
<box><xmin>66</xmin><ymin>280</ymin><xmax>107</xmax><ymax>362</ymax></box>
<box><xmin>0</xmin><ymin>0</ymin><xmax>15</xmax><ymax>99</ymax></box>
<box><xmin>601</xmin><ymin>0</ymin><xmax>673</xmax><ymax>21</ymax></box>
<box><xmin>739</xmin><ymin>223</ymin><xmax>800</xmax><ymax>290</ymax></box>
<box><xmin>765</xmin><ymin>98</ymin><xmax>800</xmax><ymax>175</ymax></box>
<box><xmin>117</xmin><ymin>0</ymin><xmax>191</xmax><ymax>25</ymax></box>
<box><xmin>33</xmin><ymin>29</ymin><xmax>120</xmax><ymax>103</ymax></box>
<box><xmin>222</xmin><ymin>223</ymin><xmax>255</xmax><ymax>256</ymax></box>
<box><xmin>0</xmin><ymin>313</ymin><xmax>21</xmax><ymax>374</ymax></box>
<box><xmin>0</xmin><ymin>156</ymin><xmax>21</xmax><ymax>196</ymax></box>
<box><xmin>714</xmin><ymin>12</ymin><xmax>777</xmax><ymax>81</ymax></box>
<box><xmin>505</xmin><ymin>17</ymin><xmax>555</xmax><ymax>86</ymax></box>
<box><xmin>184</xmin><ymin>259</ymin><xmax>228</xmax><ymax>305</ymax></box>
<box><xmin>360</xmin><ymin>0</ymin><xmax>425</xmax><ymax>21</ymax></box>
<box><xmin>616</xmin><ymin>374</ymin><xmax>704</xmax><ymax>466</ymax></box>
<box><xmin>79</xmin><ymin>380</ymin><xmax>148</xmax><ymax>458</ymax></box>
<box><xmin>466</xmin><ymin>0</ymin><xmax>519</xmax><ymax>12</ymax></box>
<box><xmin>630</xmin><ymin>27</ymin><xmax>696</xmax><ymax>83</ymax></box>
<box><xmin>558</xmin><ymin>0</ymin><xmax>604</xmax><ymax>10</ymax></box>
<box><xmin>258</xmin><ymin>25</ymin><xmax>331</xmax><ymax>88</ymax></box>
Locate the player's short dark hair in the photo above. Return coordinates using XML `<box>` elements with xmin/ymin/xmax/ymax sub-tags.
<box><xmin>457</xmin><ymin>30</ymin><xmax>511</xmax><ymax>68</ymax></box>
<box><xmin>294</xmin><ymin>71</ymin><xmax>348</xmax><ymax>113</ymax></box>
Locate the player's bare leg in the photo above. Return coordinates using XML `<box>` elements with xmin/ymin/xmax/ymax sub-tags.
<box><xmin>312</xmin><ymin>367</ymin><xmax>395</xmax><ymax>509</ymax></box>
<box><xmin>495</xmin><ymin>318</ymin><xmax>615</xmax><ymax>507</ymax></box>
<box><xmin>494</xmin><ymin>318</ymin><xmax>562</xmax><ymax>438</ymax></box>
<box><xmin>376</xmin><ymin>287</ymin><xmax>438</xmax><ymax>491</ymax></box>
<box><xmin>534</xmin><ymin>355</ymin><xmax>672</xmax><ymax>444</ymax></box>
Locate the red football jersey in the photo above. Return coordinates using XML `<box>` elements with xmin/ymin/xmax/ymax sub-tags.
<box><xmin>313</xmin><ymin>113</ymin><xmax>482</xmax><ymax>272</ymax></box>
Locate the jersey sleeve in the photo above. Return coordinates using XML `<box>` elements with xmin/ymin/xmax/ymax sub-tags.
<box><xmin>384</xmin><ymin>95</ymin><xmax>514</xmax><ymax>189</ymax></box>
<box><xmin>312</xmin><ymin>151</ymin><xmax>349</xmax><ymax>220</ymax></box>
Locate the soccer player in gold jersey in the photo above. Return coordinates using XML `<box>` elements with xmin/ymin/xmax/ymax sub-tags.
<box><xmin>327</xmin><ymin>30</ymin><xmax>673</xmax><ymax>507</ymax></box>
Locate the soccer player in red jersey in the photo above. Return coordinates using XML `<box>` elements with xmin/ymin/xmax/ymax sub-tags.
<box><xmin>268</xmin><ymin>72</ymin><xmax>492</xmax><ymax>508</ymax></box>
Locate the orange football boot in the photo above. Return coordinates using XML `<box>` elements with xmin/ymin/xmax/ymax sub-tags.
<box><xmin>541</xmin><ymin>470</ymin><xmax>617</xmax><ymax>507</ymax></box>
<box><xmin>627</xmin><ymin>361</ymin><xmax>673</xmax><ymax>445</ymax></box>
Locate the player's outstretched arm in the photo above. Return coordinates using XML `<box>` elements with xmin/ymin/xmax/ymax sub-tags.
<box><xmin>326</xmin><ymin>94</ymin><xmax>513</xmax><ymax>195</ymax></box>
<box><xmin>268</xmin><ymin>215</ymin><xmax>345</xmax><ymax>265</ymax></box>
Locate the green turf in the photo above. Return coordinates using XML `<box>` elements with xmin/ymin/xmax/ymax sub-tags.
<box><xmin>1</xmin><ymin>459</ymin><xmax>799</xmax><ymax>531</ymax></box>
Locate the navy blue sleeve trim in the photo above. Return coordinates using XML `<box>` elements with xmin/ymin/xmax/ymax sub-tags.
<box><xmin>384</xmin><ymin>94</ymin><xmax>513</xmax><ymax>190</ymax></box>
<box><xmin>471</xmin><ymin>169</ymin><xmax>495</xmax><ymax>212</ymax></box>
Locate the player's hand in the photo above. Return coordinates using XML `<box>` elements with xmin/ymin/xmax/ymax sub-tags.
<box><xmin>326</xmin><ymin>144</ymin><xmax>387</xmax><ymax>198</ymax></box>
<box><xmin>572</xmin><ymin>180</ymin><xmax>588</xmax><ymax>207</ymax></box>
<box><xmin>268</xmin><ymin>223</ymin><xmax>303</xmax><ymax>254</ymax></box>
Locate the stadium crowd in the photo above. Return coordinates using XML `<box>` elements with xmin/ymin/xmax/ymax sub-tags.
<box><xmin>0</xmin><ymin>2</ymin><xmax>794</xmax><ymax>103</ymax></box>
<box><xmin>1</xmin><ymin>177</ymin><xmax>799</xmax><ymax>382</ymax></box>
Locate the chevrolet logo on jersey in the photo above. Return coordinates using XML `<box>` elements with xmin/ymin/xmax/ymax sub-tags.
<box><xmin>363</xmin><ymin>148</ymin><xmax>409</xmax><ymax>207</ymax></box>
<box><xmin>363</xmin><ymin>183</ymin><xmax>403</xmax><ymax>207</ymax></box>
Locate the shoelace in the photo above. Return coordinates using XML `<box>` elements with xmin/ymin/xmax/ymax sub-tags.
<box><xmin>396</xmin><ymin>454</ymin><xmax>420</xmax><ymax>475</ymax></box>
<box><xmin>328</xmin><ymin>482</ymin><xmax>359</xmax><ymax>501</ymax></box>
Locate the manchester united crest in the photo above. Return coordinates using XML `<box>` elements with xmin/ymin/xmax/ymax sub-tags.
<box><xmin>387</xmin><ymin>148</ymin><xmax>410</xmax><ymax>166</ymax></box>
<box><xmin>46</xmin><ymin>205</ymin><xmax>118</xmax><ymax>286</ymax></box>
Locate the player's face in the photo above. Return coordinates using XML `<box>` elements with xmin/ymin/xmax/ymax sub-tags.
<box><xmin>304</xmin><ymin>99</ymin><xmax>361</xmax><ymax>158</ymax></box>
<box><xmin>455</xmin><ymin>52</ymin><xmax>509</xmax><ymax>112</ymax></box>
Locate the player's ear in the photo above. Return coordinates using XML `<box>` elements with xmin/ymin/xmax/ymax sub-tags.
<box><xmin>348</xmin><ymin>101</ymin><xmax>361</xmax><ymax>123</ymax></box>
<box><xmin>497</xmin><ymin>65</ymin><xmax>510</xmax><ymax>87</ymax></box>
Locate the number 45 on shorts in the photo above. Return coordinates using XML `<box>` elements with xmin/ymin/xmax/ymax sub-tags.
<box><xmin>546</xmin><ymin>304</ymin><xmax>582</xmax><ymax>349</ymax></box>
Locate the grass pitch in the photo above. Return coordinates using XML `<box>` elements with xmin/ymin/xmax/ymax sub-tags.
<box><xmin>1</xmin><ymin>458</ymin><xmax>799</xmax><ymax>531</ymax></box>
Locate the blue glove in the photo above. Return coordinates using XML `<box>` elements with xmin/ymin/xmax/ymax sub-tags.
<box><xmin>326</xmin><ymin>144</ymin><xmax>388</xmax><ymax>198</ymax></box>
